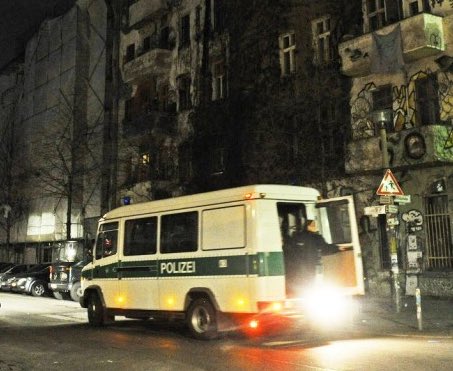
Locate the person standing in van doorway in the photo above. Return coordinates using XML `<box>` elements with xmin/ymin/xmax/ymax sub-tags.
<box><xmin>288</xmin><ymin>219</ymin><xmax>343</xmax><ymax>289</ymax></box>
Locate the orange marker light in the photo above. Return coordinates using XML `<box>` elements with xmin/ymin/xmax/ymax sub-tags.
<box><xmin>249</xmin><ymin>320</ymin><xmax>259</xmax><ymax>329</ymax></box>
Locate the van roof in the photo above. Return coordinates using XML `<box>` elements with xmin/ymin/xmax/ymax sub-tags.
<box><xmin>102</xmin><ymin>184</ymin><xmax>320</xmax><ymax>220</ymax></box>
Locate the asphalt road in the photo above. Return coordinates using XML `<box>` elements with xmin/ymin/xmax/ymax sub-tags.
<box><xmin>1</xmin><ymin>292</ymin><xmax>452</xmax><ymax>371</ymax></box>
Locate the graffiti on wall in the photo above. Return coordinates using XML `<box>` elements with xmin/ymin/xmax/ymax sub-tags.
<box><xmin>351</xmin><ymin>67</ymin><xmax>453</xmax><ymax>141</ymax></box>
<box><xmin>351</xmin><ymin>83</ymin><xmax>375</xmax><ymax>139</ymax></box>
<box><xmin>402</xmin><ymin>209</ymin><xmax>424</xmax><ymax>232</ymax></box>
<box><xmin>393</xmin><ymin>85</ymin><xmax>407</xmax><ymax>131</ymax></box>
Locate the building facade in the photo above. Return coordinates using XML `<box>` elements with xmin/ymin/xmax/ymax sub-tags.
<box><xmin>337</xmin><ymin>0</ymin><xmax>453</xmax><ymax>297</ymax></box>
<box><xmin>117</xmin><ymin>0</ymin><xmax>360</xmax><ymax>202</ymax></box>
<box><xmin>0</xmin><ymin>0</ymin><xmax>108</xmax><ymax>263</ymax></box>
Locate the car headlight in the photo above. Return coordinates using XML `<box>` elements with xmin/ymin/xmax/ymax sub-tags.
<box><xmin>17</xmin><ymin>278</ymin><xmax>27</xmax><ymax>286</ymax></box>
<box><xmin>7</xmin><ymin>277</ymin><xmax>15</xmax><ymax>283</ymax></box>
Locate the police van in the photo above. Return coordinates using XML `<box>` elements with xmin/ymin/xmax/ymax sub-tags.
<box><xmin>80</xmin><ymin>184</ymin><xmax>364</xmax><ymax>339</ymax></box>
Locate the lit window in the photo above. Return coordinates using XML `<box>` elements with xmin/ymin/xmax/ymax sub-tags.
<box><xmin>312</xmin><ymin>17</ymin><xmax>332</xmax><ymax>65</ymax></box>
<box><xmin>279</xmin><ymin>32</ymin><xmax>296</xmax><ymax>76</ymax></box>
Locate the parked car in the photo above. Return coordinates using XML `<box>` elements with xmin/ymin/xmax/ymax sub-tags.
<box><xmin>49</xmin><ymin>240</ymin><xmax>89</xmax><ymax>302</ymax></box>
<box><xmin>50</xmin><ymin>259</ymin><xmax>87</xmax><ymax>302</ymax></box>
<box><xmin>10</xmin><ymin>263</ymin><xmax>52</xmax><ymax>297</ymax></box>
<box><xmin>0</xmin><ymin>264</ymin><xmax>34</xmax><ymax>291</ymax></box>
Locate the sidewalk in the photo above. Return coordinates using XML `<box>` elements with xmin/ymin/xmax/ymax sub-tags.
<box><xmin>352</xmin><ymin>295</ymin><xmax>453</xmax><ymax>337</ymax></box>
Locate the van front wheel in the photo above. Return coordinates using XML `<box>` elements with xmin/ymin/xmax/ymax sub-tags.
<box><xmin>87</xmin><ymin>293</ymin><xmax>109</xmax><ymax>326</ymax></box>
<box><xmin>187</xmin><ymin>298</ymin><xmax>218</xmax><ymax>340</ymax></box>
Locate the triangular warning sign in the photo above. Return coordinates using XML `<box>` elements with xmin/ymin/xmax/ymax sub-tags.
<box><xmin>376</xmin><ymin>169</ymin><xmax>404</xmax><ymax>196</ymax></box>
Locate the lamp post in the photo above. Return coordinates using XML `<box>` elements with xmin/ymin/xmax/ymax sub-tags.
<box><xmin>373</xmin><ymin>110</ymin><xmax>402</xmax><ymax>313</ymax></box>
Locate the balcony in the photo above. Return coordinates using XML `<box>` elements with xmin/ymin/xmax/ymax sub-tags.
<box><xmin>129</xmin><ymin>0</ymin><xmax>168</xmax><ymax>28</ymax></box>
<box><xmin>123</xmin><ymin>48</ymin><xmax>171</xmax><ymax>83</ymax></box>
<box><xmin>345</xmin><ymin>125</ymin><xmax>453</xmax><ymax>174</ymax></box>
<box><xmin>339</xmin><ymin>13</ymin><xmax>445</xmax><ymax>77</ymax></box>
<box><xmin>123</xmin><ymin>110</ymin><xmax>176</xmax><ymax>139</ymax></box>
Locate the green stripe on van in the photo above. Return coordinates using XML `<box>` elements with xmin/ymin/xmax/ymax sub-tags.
<box><xmin>83</xmin><ymin>251</ymin><xmax>285</xmax><ymax>280</ymax></box>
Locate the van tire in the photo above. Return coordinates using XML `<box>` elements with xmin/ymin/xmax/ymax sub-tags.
<box><xmin>87</xmin><ymin>293</ymin><xmax>108</xmax><ymax>326</ymax></box>
<box><xmin>187</xmin><ymin>298</ymin><xmax>218</xmax><ymax>340</ymax></box>
<box><xmin>70</xmin><ymin>282</ymin><xmax>82</xmax><ymax>302</ymax></box>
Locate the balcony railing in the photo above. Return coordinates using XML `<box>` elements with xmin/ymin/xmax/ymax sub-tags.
<box><xmin>339</xmin><ymin>13</ymin><xmax>445</xmax><ymax>77</ymax></box>
<box><xmin>345</xmin><ymin>125</ymin><xmax>453</xmax><ymax>174</ymax></box>
<box><xmin>129</xmin><ymin>0</ymin><xmax>168</xmax><ymax>28</ymax></box>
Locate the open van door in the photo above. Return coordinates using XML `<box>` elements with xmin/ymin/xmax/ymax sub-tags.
<box><xmin>316</xmin><ymin>195</ymin><xmax>365</xmax><ymax>296</ymax></box>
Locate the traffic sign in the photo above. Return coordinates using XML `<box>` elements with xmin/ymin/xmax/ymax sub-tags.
<box><xmin>364</xmin><ymin>205</ymin><xmax>386</xmax><ymax>216</ymax></box>
<box><xmin>376</xmin><ymin>169</ymin><xmax>404</xmax><ymax>196</ymax></box>
<box><xmin>394</xmin><ymin>195</ymin><xmax>411</xmax><ymax>204</ymax></box>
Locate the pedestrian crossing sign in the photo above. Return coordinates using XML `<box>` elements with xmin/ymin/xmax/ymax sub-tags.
<box><xmin>376</xmin><ymin>169</ymin><xmax>404</xmax><ymax>196</ymax></box>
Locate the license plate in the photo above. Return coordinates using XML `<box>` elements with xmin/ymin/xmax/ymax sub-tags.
<box><xmin>50</xmin><ymin>283</ymin><xmax>57</xmax><ymax>289</ymax></box>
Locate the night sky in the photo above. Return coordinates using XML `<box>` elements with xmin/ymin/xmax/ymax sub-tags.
<box><xmin>0</xmin><ymin>0</ymin><xmax>76</xmax><ymax>70</ymax></box>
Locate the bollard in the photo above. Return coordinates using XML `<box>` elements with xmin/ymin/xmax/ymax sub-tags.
<box><xmin>416</xmin><ymin>287</ymin><xmax>422</xmax><ymax>331</ymax></box>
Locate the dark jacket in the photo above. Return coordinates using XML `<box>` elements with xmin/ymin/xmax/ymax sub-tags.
<box><xmin>284</xmin><ymin>231</ymin><xmax>339</xmax><ymax>295</ymax></box>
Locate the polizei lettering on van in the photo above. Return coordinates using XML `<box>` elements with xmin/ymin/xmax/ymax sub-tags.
<box><xmin>160</xmin><ymin>261</ymin><xmax>196</xmax><ymax>275</ymax></box>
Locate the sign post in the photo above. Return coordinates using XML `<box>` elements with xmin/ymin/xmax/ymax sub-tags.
<box><xmin>376</xmin><ymin>169</ymin><xmax>404</xmax><ymax>313</ymax></box>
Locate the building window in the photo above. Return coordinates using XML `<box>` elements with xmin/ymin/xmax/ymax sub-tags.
<box><xmin>160</xmin><ymin>26</ymin><xmax>170</xmax><ymax>49</ymax></box>
<box><xmin>158</xmin><ymin>84</ymin><xmax>170</xmax><ymax>112</ymax></box>
<box><xmin>415</xmin><ymin>76</ymin><xmax>439</xmax><ymax>126</ymax></box>
<box><xmin>211</xmin><ymin>147</ymin><xmax>225</xmax><ymax>175</ymax></box>
<box><xmin>137</xmin><ymin>150</ymin><xmax>150</xmax><ymax>183</ymax></box>
<box><xmin>195</xmin><ymin>5</ymin><xmax>201</xmax><ymax>34</ymax></box>
<box><xmin>279</xmin><ymin>32</ymin><xmax>296</xmax><ymax>76</ymax></box>
<box><xmin>425</xmin><ymin>193</ymin><xmax>453</xmax><ymax>270</ymax></box>
<box><xmin>143</xmin><ymin>36</ymin><xmax>151</xmax><ymax>52</ymax></box>
<box><xmin>213</xmin><ymin>0</ymin><xmax>226</xmax><ymax>33</ymax></box>
<box><xmin>212</xmin><ymin>60</ymin><xmax>226</xmax><ymax>100</ymax></box>
<box><xmin>177</xmin><ymin>75</ymin><xmax>192</xmax><ymax>111</ymax></box>
<box><xmin>372</xmin><ymin>85</ymin><xmax>394</xmax><ymax>133</ymax></box>
<box><xmin>179</xmin><ymin>14</ymin><xmax>190</xmax><ymax>48</ymax></box>
<box><xmin>320</xmin><ymin>101</ymin><xmax>340</xmax><ymax>165</ymax></box>
<box><xmin>125</xmin><ymin>43</ymin><xmax>135</xmax><ymax>63</ymax></box>
<box><xmin>406</xmin><ymin>0</ymin><xmax>429</xmax><ymax>16</ymax></box>
<box><xmin>312</xmin><ymin>17</ymin><xmax>332</xmax><ymax>65</ymax></box>
<box><xmin>179</xmin><ymin>142</ymin><xmax>193</xmax><ymax>182</ymax></box>
<box><xmin>367</xmin><ymin>0</ymin><xmax>386</xmax><ymax>31</ymax></box>
<box><xmin>367</xmin><ymin>0</ymin><xmax>403</xmax><ymax>31</ymax></box>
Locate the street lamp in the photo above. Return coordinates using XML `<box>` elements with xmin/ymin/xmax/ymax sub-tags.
<box><xmin>372</xmin><ymin>109</ymin><xmax>392</xmax><ymax>168</ymax></box>
<box><xmin>372</xmin><ymin>109</ymin><xmax>402</xmax><ymax>313</ymax></box>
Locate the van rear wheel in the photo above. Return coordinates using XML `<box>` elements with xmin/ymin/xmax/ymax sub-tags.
<box><xmin>187</xmin><ymin>298</ymin><xmax>218</xmax><ymax>340</ymax></box>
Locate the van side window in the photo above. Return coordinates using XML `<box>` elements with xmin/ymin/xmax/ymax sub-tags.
<box><xmin>161</xmin><ymin>211</ymin><xmax>198</xmax><ymax>253</ymax></box>
<box><xmin>202</xmin><ymin>206</ymin><xmax>246</xmax><ymax>250</ymax></box>
<box><xmin>124</xmin><ymin>217</ymin><xmax>157</xmax><ymax>256</ymax></box>
<box><xmin>95</xmin><ymin>222</ymin><xmax>119</xmax><ymax>259</ymax></box>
